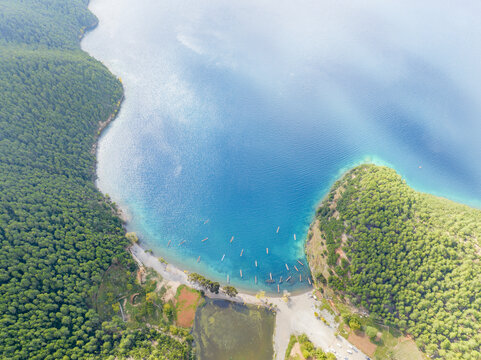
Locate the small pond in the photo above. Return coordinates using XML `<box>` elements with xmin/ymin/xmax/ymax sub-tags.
<box><xmin>192</xmin><ymin>299</ymin><xmax>275</xmax><ymax>360</ymax></box>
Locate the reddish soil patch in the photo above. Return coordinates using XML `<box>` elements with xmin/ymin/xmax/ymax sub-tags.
<box><xmin>175</xmin><ymin>286</ymin><xmax>203</xmax><ymax>328</ymax></box>
<box><xmin>348</xmin><ymin>331</ymin><xmax>377</xmax><ymax>357</ymax></box>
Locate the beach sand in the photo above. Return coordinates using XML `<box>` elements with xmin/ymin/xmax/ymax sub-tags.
<box><xmin>130</xmin><ymin>243</ymin><xmax>367</xmax><ymax>359</ymax></box>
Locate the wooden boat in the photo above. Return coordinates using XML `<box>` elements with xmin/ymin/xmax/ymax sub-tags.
<box><xmin>285</xmin><ymin>263</ymin><xmax>289</xmax><ymax>270</ymax></box>
<box><xmin>286</xmin><ymin>276</ymin><xmax>292</xmax><ymax>282</ymax></box>
<box><xmin>276</xmin><ymin>226</ymin><xmax>280</xmax><ymax>233</ymax></box>
<box><xmin>179</xmin><ymin>240</ymin><xmax>186</xmax><ymax>246</ymax></box>
<box><xmin>197</xmin><ymin>256</ymin><xmax>201</xmax><ymax>262</ymax></box>
<box><xmin>266</xmin><ymin>248</ymin><xmax>269</xmax><ymax>254</ymax></box>
<box><xmin>240</xmin><ymin>249</ymin><xmax>244</xmax><ymax>256</ymax></box>
<box><xmin>265</xmin><ymin>279</ymin><xmax>275</xmax><ymax>283</ymax></box>
<box><xmin>277</xmin><ymin>284</ymin><xmax>280</xmax><ymax>293</ymax></box>
<box><xmin>167</xmin><ymin>240</ymin><xmax>171</xmax><ymax>247</ymax></box>
<box><xmin>255</xmin><ymin>260</ymin><xmax>258</xmax><ymax>267</ymax></box>
<box><xmin>202</xmin><ymin>237</ymin><xmax>208</xmax><ymax>242</ymax></box>
<box><xmin>230</xmin><ymin>236</ymin><xmax>234</xmax><ymax>243</ymax></box>
<box><xmin>240</xmin><ymin>269</ymin><xmax>243</xmax><ymax>278</ymax></box>
<box><xmin>294</xmin><ymin>265</ymin><xmax>299</xmax><ymax>272</ymax></box>
<box><xmin>255</xmin><ymin>275</ymin><xmax>257</xmax><ymax>284</ymax></box>
<box><xmin>221</xmin><ymin>254</ymin><xmax>225</xmax><ymax>261</ymax></box>
<box><xmin>294</xmin><ymin>234</ymin><xmax>296</xmax><ymax>240</ymax></box>
<box><xmin>270</xmin><ymin>272</ymin><xmax>272</xmax><ymax>280</ymax></box>
<box><xmin>297</xmin><ymin>260</ymin><xmax>304</xmax><ymax>266</ymax></box>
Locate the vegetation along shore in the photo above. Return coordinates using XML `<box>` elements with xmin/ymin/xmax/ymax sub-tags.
<box><xmin>306</xmin><ymin>164</ymin><xmax>481</xmax><ymax>359</ymax></box>
<box><xmin>0</xmin><ymin>0</ymin><xmax>195</xmax><ymax>358</ymax></box>
<box><xmin>1</xmin><ymin>0</ymin><xmax>480</xmax><ymax>358</ymax></box>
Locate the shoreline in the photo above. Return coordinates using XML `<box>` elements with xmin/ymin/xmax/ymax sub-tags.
<box><xmin>130</xmin><ymin>242</ymin><xmax>368</xmax><ymax>360</ymax></box>
<box><xmin>82</xmin><ymin>42</ymin><xmax>368</xmax><ymax>356</ymax></box>
<box><xmin>80</xmin><ymin>1</ymin><xmax>310</xmax><ymax>299</ymax></box>
<box><xmin>136</xmin><ymin>237</ymin><xmax>312</xmax><ymax>298</ymax></box>
<box><xmin>79</xmin><ymin>2</ymin><xmax>475</xmax><ymax>360</ymax></box>
<box><xmin>81</xmin><ymin>0</ymin><xmax>125</xmax><ymax>181</ymax></box>
<box><xmin>90</xmin><ymin>93</ymin><xmax>124</xmax><ymax>157</ymax></box>
<box><xmin>80</xmin><ymin>25</ymin><xmax>363</xmax><ymax>351</ymax></box>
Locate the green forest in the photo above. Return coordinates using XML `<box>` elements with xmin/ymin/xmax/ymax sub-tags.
<box><xmin>0</xmin><ymin>0</ymin><xmax>193</xmax><ymax>359</ymax></box>
<box><xmin>307</xmin><ymin>164</ymin><xmax>481</xmax><ymax>359</ymax></box>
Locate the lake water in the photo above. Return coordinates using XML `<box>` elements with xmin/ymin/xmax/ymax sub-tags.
<box><xmin>82</xmin><ymin>0</ymin><xmax>481</xmax><ymax>293</ymax></box>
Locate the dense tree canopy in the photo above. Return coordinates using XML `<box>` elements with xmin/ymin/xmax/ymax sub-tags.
<box><xmin>307</xmin><ymin>164</ymin><xmax>481</xmax><ymax>359</ymax></box>
<box><xmin>0</xmin><ymin>1</ymin><xmax>193</xmax><ymax>359</ymax></box>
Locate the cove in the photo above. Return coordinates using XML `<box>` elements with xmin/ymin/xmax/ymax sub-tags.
<box><xmin>82</xmin><ymin>0</ymin><xmax>481</xmax><ymax>293</ymax></box>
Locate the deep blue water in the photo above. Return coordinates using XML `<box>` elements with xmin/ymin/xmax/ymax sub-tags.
<box><xmin>83</xmin><ymin>0</ymin><xmax>481</xmax><ymax>293</ymax></box>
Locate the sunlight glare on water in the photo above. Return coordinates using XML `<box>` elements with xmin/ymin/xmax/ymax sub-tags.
<box><xmin>82</xmin><ymin>0</ymin><xmax>481</xmax><ymax>293</ymax></box>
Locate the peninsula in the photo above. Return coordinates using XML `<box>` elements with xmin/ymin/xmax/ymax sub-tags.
<box><xmin>306</xmin><ymin>164</ymin><xmax>481</xmax><ymax>359</ymax></box>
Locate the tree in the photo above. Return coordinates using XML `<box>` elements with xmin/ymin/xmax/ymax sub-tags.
<box><xmin>163</xmin><ymin>303</ymin><xmax>175</xmax><ymax>322</ymax></box>
<box><xmin>365</xmin><ymin>326</ymin><xmax>377</xmax><ymax>340</ymax></box>
<box><xmin>126</xmin><ymin>232</ymin><xmax>139</xmax><ymax>244</ymax></box>
<box><xmin>222</xmin><ymin>286</ymin><xmax>238</xmax><ymax>297</ymax></box>
<box><xmin>349</xmin><ymin>318</ymin><xmax>361</xmax><ymax>332</ymax></box>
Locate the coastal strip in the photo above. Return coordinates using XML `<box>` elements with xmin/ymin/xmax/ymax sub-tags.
<box><xmin>129</xmin><ymin>243</ymin><xmax>367</xmax><ymax>360</ymax></box>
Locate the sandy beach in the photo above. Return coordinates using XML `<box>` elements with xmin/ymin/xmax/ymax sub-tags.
<box><xmin>130</xmin><ymin>243</ymin><xmax>367</xmax><ymax>360</ymax></box>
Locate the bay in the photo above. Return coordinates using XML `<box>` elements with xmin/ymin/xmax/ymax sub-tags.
<box><xmin>82</xmin><ymin>0</ymin><xmax>481</xmax><ymax>293</ymax></box>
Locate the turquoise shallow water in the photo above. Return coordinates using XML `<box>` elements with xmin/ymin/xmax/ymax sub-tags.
<box><xmin>83</xmin><ymin>0</ymin><xmax>481</xmax><ymax>293</ymax></box>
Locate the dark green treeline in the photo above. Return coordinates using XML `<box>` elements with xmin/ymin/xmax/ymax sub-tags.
<box><xmin>0</xmin><ymin>1</ymin><xmax>191</xmax><ymax>359</ymax></box>
<box><xmin>309</xmin><ymin>164</ymin><xmax>481</xmax><ymax>359</ymax></box>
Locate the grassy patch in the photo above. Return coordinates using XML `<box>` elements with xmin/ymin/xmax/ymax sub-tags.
<box><xmin>284</xmin><ymin>334</ymin><xmax>336</xmax><ymax>360</ymax></box>
<box><xmin>392</xmin><ymin>339</ymin><xmax>424</xmax><ymax>360</ymax></box>
<box><xmin>285</xmin><ymin>335</ymin><xmax>297</xmax><ymax>360</ymax></box>
<box><xmin>94</xmin><ymin>263</ymin><xmax>142</xmax><ymax>320</ymax></box>
<box><xmin>318</xmin><ymin>298</ymin><xmax>335</xmax><ymax>315</ymax></box>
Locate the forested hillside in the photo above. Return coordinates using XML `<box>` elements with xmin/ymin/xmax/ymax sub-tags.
<box><xmin>306</xmin><ymin>164</ymin><xmax>481</xmax><ymax>359</ymax></box>
<box><xmin>0</xmin><ymin>1</ymin><xmax>192</xmax><ymax>359</ymax></box>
